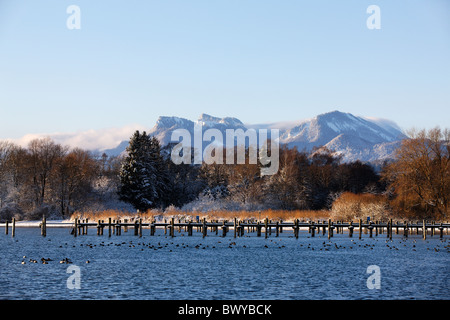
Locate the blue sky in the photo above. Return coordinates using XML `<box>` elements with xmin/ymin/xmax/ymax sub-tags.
<box><xmin>0</xmin><ymin>0</ymin><xmax>449</xmax><ymax>141</ymax></box>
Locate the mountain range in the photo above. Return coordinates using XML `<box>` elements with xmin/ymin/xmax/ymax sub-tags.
<box><xmin>100</xmin><ymin>110</ymin><xmax>407</xmax><ymax>163</ymax></box>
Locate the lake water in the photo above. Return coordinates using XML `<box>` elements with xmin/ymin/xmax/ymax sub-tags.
<box><xmin>0</xmin><ymin>227</ymin><xmax>448</xmax><ymax>300</ymax></box>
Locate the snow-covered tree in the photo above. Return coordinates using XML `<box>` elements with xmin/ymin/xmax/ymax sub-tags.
<box><xmin>118</xmin><ymin>131</ymin><xmax>169</xmax><ymax>211</ymax></box>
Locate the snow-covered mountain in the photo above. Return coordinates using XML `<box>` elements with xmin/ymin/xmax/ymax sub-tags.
<box><xmin>279</xmin><ymin>110</ymin><xmax>406</xmax><ymax>162</ymax></box>
<box><xmin>7</xmin><ymin>110</ymin><xmax>405</xmax><ymax>163</ymax></box>
<box><xmin>101</xmin><ymin>110</ymin><xmax>406</xmax><ymax>163</ymax></box>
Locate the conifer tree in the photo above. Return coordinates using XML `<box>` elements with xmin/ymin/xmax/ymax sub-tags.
<box><xmin>118</xmin><ymin>131</ymin><xmax>169</xmax><ymax>211</ymax></box>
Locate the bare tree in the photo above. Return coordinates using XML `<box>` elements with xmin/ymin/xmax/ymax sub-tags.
<box><xmin>383</xmin><ymin>127</ymin><xmax>449</xmax><ymax>218</ymax></box>
<box><xmin>27</xmin><ymin>138</ymin><xmax>68</xmax><ymax>208</ymax></box>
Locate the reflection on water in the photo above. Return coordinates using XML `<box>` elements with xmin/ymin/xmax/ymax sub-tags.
<box><xmin>0</xmin><ymin>228</ymin><xmax>448</xmax><ymax>300</ymax></box>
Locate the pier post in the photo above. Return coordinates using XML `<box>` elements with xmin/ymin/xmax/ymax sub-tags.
<box><xmin>294</xmin><ymin>219</ymin><xmax>299</xmax><ymax>239</ymax></box>
<box><xmin>151</xmin><ymin>220</ymin><xmax>156</xmax><ymax>236</ymax></box>
<box><xmin>368</xmin><ymin>222</ymin><xmax>373</xmax><ymax>238</ymax></box>
<box><xmin>170</xmin><ymin>218</ymin><xmax>175</xmax><ymax>237</ymax></box>
<box><xmin>234</xmin><ymin>218</ymin><xmax>237</xmax><ymax>238</ymax></box>
<box><xmin>328</xmin><ymin>219</ymin><xmax>331</xmax><ymax>240</ymax></box>
<box><xmin>108</xmin><ymin>218</ymin><xmax>112</xmax><ymax>237</ymax></box>
<box><xmin>12</xmin><ymin>217</ymin><xmax>15</xmax><ymax>237</ymax></box>
<box><xmin>348</xmin><ymin>221</ymin><xmax>354</xmax><ymax>238</ymax></box>
<box><xmin>188</xmin><ymin>220</ymin><xmax>192</xmax><ymax>236</ymax></box>
<box><xmin>264</xmin><ymin>218</ymin><xmax>268</xmax><ymax>239</ymax></box>
<box><xmin>202</xmin><ymin>218</ymin><xmax>207</xmax><ymax>238</ymax></box>
<box><xmin>74</xmin><ymin>218</ymin><xmax>78</xmax><ymax>238</ymax></box>
<box><xmin>134</xmin><ymin>220</ymin><xmax>139</xmax><ymax>236</ymax></box>
<box><xmin>359</xmin><ymin>219</ymin><xmax>362</xmax><ymax>240</ymax></box>
<box><xmin>276</xmin><ymin>221</ymin><xmax>279</xmax><ymax>237</ymax></box>
<box><xmin>423</xmin><ymin>220</ymin><xmax>426</xmax><ymax>240</ymax></box>
<box><xmin>41</xmin><ymin>215</ymin><xmax>46</xmax><ymax>237</ymax></box>
<box><xmin>5</xmin><ymin>220</ymin><xmax>8</xmax><ymax>235</ymax></box>
<box><xmin>404</xmin><ymin>222</ymin><xmax>408</xmax><ymax>238</ymax></box>
<box><xmin>257</xmin><ymin>221</ymin><xmax>261</xmax><ymax>237</ymax></box>
<box><xmin>222</xmin><ymin>220</ymin><xmax>226</xmax><ymax>237</ymax></box>
<box><xmin>439</xmin><ymin>223</ymin><xmax>444</xmax><ymax>239</ymax></box>
<box><xmin>139</xmin><ymin>218</ymin><xmax>142</xmax><ymax>238</ymax></box>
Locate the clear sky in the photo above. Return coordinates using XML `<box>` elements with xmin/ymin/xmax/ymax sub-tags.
<box><xmin>0</xmin><ymin>0</ymin><xmax>449</xmax><ymax>142</ymax></box>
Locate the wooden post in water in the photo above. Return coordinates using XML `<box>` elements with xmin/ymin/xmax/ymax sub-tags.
<box><xmin>222</xmin><ymin>220</ymin><xmax>227</xmax><ymax>237</ymax></box>
<box><xmin>368</xmin><ymin>222</ymin><xmax>373</xmax><ymax>238</ymax></box>
<box><xmin>12</xmin><ymin>217</ymin><xmax>15</xmax><ymax>238</ymax></box>
<box><xmin>276</xmin><ymin>221</ymin><xmax>279</xmax><ymax>237</ymax></box>
<box><xmin>134</xmin><ymin>220</ymin><xmax>139</xmax><ymax>236</ymax></box>
<box><xmin>5</xmin><ymin>220</ymin><xmax>8</xmax><ymax>235</ymax></box>
<box><xmin>108</xmin><ymin>218</ymin><xmax>112</xmax><ymax>237</ymax></box>
<box><xmin>387</xmin><ymin>219</ymin><xmax>391</xmax><ymax>240</ymax></box>
<box><xmin>234</xmin><ymin>218</ymin><xmax>237</xmax><ymax>238</ymax></box>
<box><xmin>294</xmin><ymin>219</ymin><xmax>299</xmax><ymax>239</ymax></box>
<box><xmin>422</xmin><ymin>220</ymin><xmax>426</xmax><ymax>240</ymax></box>
<box><xmin>73</xmin><ymin>218</ymin><xmax>78</xmax><ymax>238</ymax></box>
<box><xmin>187</xmin><ymin>220</ymin><xmax>192</xmax><ymax>236</ymax></box>
<box><xmin>202</xmin><ymin>218</ymin><xmax>207</xmax><ymax>238</ymax></box>
<box><xmin>359</xmin><ymin>219</ymin><xmax>362</xmax><ymax>240</ymax></box>
<box><xmin>170</xmin><ymin>218</ymin><xmax>175</xmax><ymax>238</ymax></box>
<box><xmin>348</xmin><ymin>221</ymin><xmax>354</xmax><ymax>238</ymax></box>
<box><xmin>328</xmin><ymin>219</ymin><xmax>331</xmax><ymax>240</ymax></box>
<box><xmin>404</xmin><ymin>222</ymin><xmax>408</xmax><ymax>238</ymax></box>
<box><xmin>41</xmin><ymin>215</ymin><xmax>46</xmax><ymax>237</ymax></box>
<box><xmin>264</xmin><ymin>218</ymin><xmax>268</xmax><ymax>239</ymax></box>
<box><xmin>439</xmin><ymin>223</ymin><xmax>444</xmax><ymax>239</ymax></box>
<box><xmin>139</xmin><ymin>218</ymin><xmax>142</xmax><ymax>238</ymax></box>
<box><xmin>150</xmin><ymin>219</ymin><xmax>155</xmax><ymax>236</ymax></box>
<box><xmin>310</xmin><ymin>223</ymin><xmax>316</xmax><ymax>237</ymax></box>
<box><xmin>85</xmin><ymin>219</ymin><xmax>88</xmax><ymax>235</ymax></box>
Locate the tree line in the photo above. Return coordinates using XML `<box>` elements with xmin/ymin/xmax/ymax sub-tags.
<box><xmin>0</xmin><ymin>127</ymin><xmax>448</xmax><ymax>221</ymax></box>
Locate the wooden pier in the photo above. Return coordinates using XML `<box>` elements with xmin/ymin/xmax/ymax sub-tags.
<box><xmin>3</xmin><ymin>216</ymin><xmax>449</xmax><ymax>240</ymax></box>
<box><xmin>67</xmin><ymin>217</ymin><xmax>449</xmax><ymax>240</ymax></box>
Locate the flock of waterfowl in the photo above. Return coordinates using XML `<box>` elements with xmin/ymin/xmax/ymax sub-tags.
<box><xmin>20</xmin><ymin>255</ymin><xmax>89</xmax><ymax>265</ymax></box>
<box><xmin>18</xmin><ymin>235</ymin><xmax>449</xmax><ymax>266</ymax></box>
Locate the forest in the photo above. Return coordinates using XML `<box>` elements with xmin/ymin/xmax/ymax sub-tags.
<box><xmin>0</xmin><ymin>127</ymin><xmax>448</xmax><ymax>222</ymax></box>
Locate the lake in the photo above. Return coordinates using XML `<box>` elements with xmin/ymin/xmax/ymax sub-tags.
<box><xmin>0</xmin><ymin>227</ymin><xmax>448</xmax><ymax>300</ymax></box>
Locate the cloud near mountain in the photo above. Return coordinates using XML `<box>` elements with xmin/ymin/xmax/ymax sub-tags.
<box><xmin>9</xmin><ymin>124</ymin><xmax>149</xmax><ymax>152</ymax></box>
